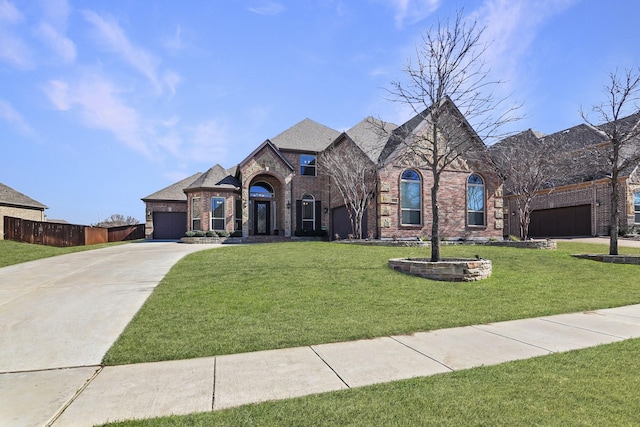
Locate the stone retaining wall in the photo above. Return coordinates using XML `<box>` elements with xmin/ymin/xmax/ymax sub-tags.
<box><xmin>571</xmin><ymin>254</ymin><xmax>640</xmax><ymax>265</ymax></box>
<box><xmin>388</xmin><ymin>257</ymin><xmax>492</xmax><ymax>282</ymax></box>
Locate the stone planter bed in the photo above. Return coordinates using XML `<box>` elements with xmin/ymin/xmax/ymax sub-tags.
<box><xmin>180</xmin><ymin>236</ymin><xmax>227</xmax><ymax>244</ymax></box>
<box><xmin>388</xmin><ymin>257</ymin><xmax>492</xmax><ymax>282</ymax></box>
<box><xmin>484</xmin><ymin>239</ymin><xmax>557</xmax><ymax>250</ymax></box>
<box><xmin>339</xmin><ymin>238</ymin><xmax>556</xmax><ymax>250</ymax></box>
<box><xmin>571</xmin><ymin>254</ymin><xmax>640</xmax><ymax>265</ymax></box>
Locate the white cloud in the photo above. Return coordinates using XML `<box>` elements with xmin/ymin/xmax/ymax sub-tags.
<box><xmin>182</xmin><ymin>119</ymin><xmax>230</xmax><ymax>163</ymax></box>
<box><xmin>248</xmin><ymin>1</ymin><xmax>285</xmax><ymax>16</ymax></box>
<box><xmin>0</xmin><ymin>1</ymin><xmax>33</xmax><ymax>68</ymax></box>
<box><xmin>163</xmin><ymin>70</ymin><xmax>183</xmax><ymax>96</ymax></box>
<box><xmin>82</xmin><ymin>10</ymin><xmax>163</xmax><ymax>92</ymax></box>
<box><xmin>44</xmin><ymin>73</ymin><xmax>151</xmax><ymax>157</ymax></box>
<box><xmin>387</xmin><ymin>0</ymin><xmax>441</xmax><ymax>28</ymax></box>
<box><xmin>470</xmin><ymin>0</ymin><xmax>579</xmax><ymax>95</ymax></box>
<box><xmin>0</xmin><ymin>98</ymin><xmax>36</xmax><ymax>136</ymax></box>
<box><xmin>34</xmin><ymin>22</ymin><xmax>76</xmax><ymax>63</ymax></box>
<box><xmin>0</xmin><ymin>0</ymin><xmax>21</xmax><ymax>23</ymax></box>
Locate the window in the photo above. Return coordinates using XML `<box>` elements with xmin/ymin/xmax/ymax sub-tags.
<box><xmin>235</xmin><ymin>199</ymin><xmax>242</xmax><ymax>231</ymax></box>
<box><xmin>191</xmin><ymin>197</ymin><xmax>201</xmax><ymax>230</ymax></box>
<box><xmin>635</xmin><ymin>191</ymin><xmax>640</xmax><ymax>223</ymax></box>
<box><xmin>211</xmin><ymin>197</ymin><xmax>225</xmax><ymax>231</ymax></box>
<box><xmin>250</xmin><ymin>182</ymin><xmax>274</xmax><ymax>198</ymax></box>
<box><xmin>467</xmin><ymin>174</ymin><xmax>485</xmax><ymax>226</ymax></box>
<box><xmin>401</xmin><ymin>169</ymin><xmax>421</xmax><ymax>225</ymax></box>
<box><xmin>300</xmin><ymin>154</ymin><xmax>316</xmax><ymax>176</ymax></box>
<box><xmin>302</xmin><ymin>194</ymin><xmax>315</xmax><ymax>231</ymax></box>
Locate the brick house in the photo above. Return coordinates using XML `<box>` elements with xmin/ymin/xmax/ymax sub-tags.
<box><xmin>143</xmin><ymin>101</ymin><xmax>504</xmax><ymax>241</ymax></box>
<box><xmin>0</xmin><ymin>183</ymin><xmax>48</xmax><ymax>240</ymax></box>
<box><xmin>501</xmin><ymin>114</ymin><xmax>640</xmax><ymax>238</ymax></box>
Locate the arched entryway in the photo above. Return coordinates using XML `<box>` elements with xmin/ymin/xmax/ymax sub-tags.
<box><xmin>248</xmin><ymin>175</ymin><xmax>286</xmax><ymax>236</ymax></box>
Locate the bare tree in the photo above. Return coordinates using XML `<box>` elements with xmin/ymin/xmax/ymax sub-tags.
<box><xmin>319</xmin><ymin>138</ymin><xmax>377</xmax><ymax>239</ymax></box>
<box><xmin>581</xmin><ymin>67</ymin><xmax>640</xmax><ymax>255</ymax></box>
<box><xmin>94</xmin><ymin>213</ymin><xmax>139</xmax><ymax>227</ymax></box>
<box><xmin>383</xmin><ymin>10</ymin><xmax>519</xmax><ymax>261</ymax></box>
<box><xmin>488</xmin><ymin>130</ymin><xmax>552</xmax><ymax>240</ymax></box>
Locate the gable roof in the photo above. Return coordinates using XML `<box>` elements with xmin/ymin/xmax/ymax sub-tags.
<box><xmin>239</xmin><ymin>139</ymin><xmax>295</xmax><ymax>171</ymax></box>
<box><xmin>142</xmin><ymin>172</ymin><xmax>203</xmax><ymax>202</ymax></box>
<box><xmin>186</xmin><ymin>164</ymin><xmax>240</xmax><ymax>190</ymax></box>
<box><xmin>378</xmin><ymin>97</ymin><xmax>485</xmax><ymax>165</ymax></box>
<box><xmin>0</xmin><ymin>183</ymin><xmax>47</xmax><ymax>209</ymax></box>
<box><xmin>270</xmin><ymin>118</ymin><xmax>340</xmax><ymax>152</ymax></box>
<box><xmin>345</xmin><ymin>117</ymin><xmax>398</xmax><ymax>163</ymax></box>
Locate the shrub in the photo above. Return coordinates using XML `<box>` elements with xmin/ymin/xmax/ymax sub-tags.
<box><xmin>193</xmin><ymin>230</ymin><xmax>206</xmax><ymax>237</ymax></box>
<box><xmin>184</xmin><ymin>231</ymin><xmax>196</xmax><ymax>237</ymax></box>
<box><xmin>205</xmin><ymin>230</ymin><xmax>217</xmax><ymax>237</ymax></box>
<box><xmin>217</xmin><ymin>230</ymin><xmax>228</xmax><ymax>237</ymax></box>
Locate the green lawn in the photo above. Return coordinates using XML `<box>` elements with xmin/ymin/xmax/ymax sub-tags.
<box><xmin>103</xmin><ymin>241</ymin><xmax>640</xmax><ymax>365</ymax></box>
<box><xmin>102</xmin><ymin>337</ymin><xmax>640</xmax><ymax>426</ymax></box>
<box><xmin>0</xmin><ymin>239</ymin><xmax>128</xmax><ymax>268</ymax></box>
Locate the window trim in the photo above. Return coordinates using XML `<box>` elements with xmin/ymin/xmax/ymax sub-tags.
<box><xmin>634</xmin><ymin>191</ymin><xmax>640</xmax><ymax>224</ymax></box>
<box><xmin>300</xmin><ymin>154</ymin><xmax>317</xmax><ymax>176</ymax></box>
<box><xmin>302</xmin><ymin>194</ymin><xmax>315</xmax><ymax>231</ymax></box>
<box><xmin>191</xmin><ymin>197</ymin><xmax>201</xmax><ymax>231</ymax></box>
<box><xmin>467</xmin><ymin>173</ymin><xmax>486</xmax><ymax>227</ymax></box>
<box><xmin>400</xmin><ymin>169</ymin><xmax>422</xmax><ymax>226</ymax></box>
<box><xmin>211</xmin><ymin>197</ymin><xmax>226</xmax><ymax>231</ymax></box>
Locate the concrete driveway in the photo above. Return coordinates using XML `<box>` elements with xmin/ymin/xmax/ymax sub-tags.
<box><xmin>0</xmin><ymin>242</ymin><xmax>214</xmax><ymax>373</ymax></box>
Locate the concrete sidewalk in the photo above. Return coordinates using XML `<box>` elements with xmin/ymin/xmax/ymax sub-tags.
<box><xmin>7</xmin><ymin>304</ymin><xmax>639</xmax><ymax>426</ymax></box>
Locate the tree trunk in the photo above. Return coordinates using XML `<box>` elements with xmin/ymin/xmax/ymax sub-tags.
<box><xmin>609</xmin><ymin>176</ymin><xmax>620</xmax><ymax>256</ymax></box>
<box><xmin>430</xmin><ymin>182</ymin><xmax>441</xmax><ymax>262</ymax></box>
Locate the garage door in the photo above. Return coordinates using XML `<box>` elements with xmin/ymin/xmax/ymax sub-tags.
<box><xmin>529</xmin><ymin>205</ymin><xmax>591</xmax><ymax>238</ymax></box>
<box><xmin>152</xmin><ymin>212</ymin><xmax>186</xmax><ymax>240</ymax></box>
<box><xmin>332</xmin><ymin>205</ymin><xmax>367</xmax><ymax>240</ymax></box>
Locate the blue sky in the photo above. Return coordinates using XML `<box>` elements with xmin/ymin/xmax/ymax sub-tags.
<box><xmin>2</xmin><ymin>0</ymin><xmax>639</xmax><ymax>225</ymax></box>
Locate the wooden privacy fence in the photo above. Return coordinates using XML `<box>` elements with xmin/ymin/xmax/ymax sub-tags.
<box><xmin>3</xmin><ymin>216</ymin><xmax>145</xmax><ymax>247</ymax></box>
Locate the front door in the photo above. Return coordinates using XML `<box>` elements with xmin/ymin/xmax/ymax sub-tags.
<box><xmin>254</xmin><ymin>201</ymin><xmax>271</xmax><ymax>235</ymax></box>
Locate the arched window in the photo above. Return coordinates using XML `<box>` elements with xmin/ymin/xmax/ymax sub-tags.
<box><xmin>250</xmin><ymin>182</ymin><xmax>274</xmax><ymax>198</ymax></box>
<box><xmin>302</xmin><ymin>194</ymin><xmax>315</xmax><ymax>231</ymax></box>
<box><xmin>467</xmin><ymin>174</ymin><xmax>485</xmax><ymax>226</ymax></box>
<box><xmin>401</xmin><ymin>169</ymin><xmax>421</xmax><ymax>225</ymax></box>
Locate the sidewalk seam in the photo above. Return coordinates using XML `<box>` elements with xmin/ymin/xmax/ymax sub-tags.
<box><xmin>389</xmin><ymin>336</ymin><xmax>454</xmax><ymax>372</ymax></box>
<box><xmin>539</xmin><ymin>317</ymin><xmax>628</xmax><ymax>339</ymax></box>
<box><xmin>45</xmin><ymin>365</ymin><xmax>103</xmax><ymax>427</ymax></box>
<box><xmin>308</xmin><ymin>346</ymin><xmax>351</xmax><ymax>389</ymax></box>
<box><xmin>469</xmin><ymin>325</ymin><xmax>555</xmax><ymax>354</ymax></box>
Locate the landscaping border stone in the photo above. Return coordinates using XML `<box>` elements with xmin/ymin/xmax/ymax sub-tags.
<box><xmin>388</xmin><ymin>257</ymin><xmax>492</xmax><ymax>282</ymax></box>
<box><xmin>571</xmin><ymin>254</ymin><xmax>640</xmax><ymax>265</ymax></box>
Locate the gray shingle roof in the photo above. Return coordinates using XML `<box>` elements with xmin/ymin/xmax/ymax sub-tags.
<box><xmin>270</xmin><ymin>118</ymin><xmax>340</xmax><ymax>152</ymax></box>
<box><xmin>186</xmin><ymin>164</ymin><xmax>240</xmax><ymax>190</ymax></box>
<box><xmin>0</xmin><ymin>183</ymin><xmax>47</xmax><ymax>209</ymax></box>
<box><xmin>346</xmin><ymin>117</ymin><xmax>398</xmax><ymax>163</ymax></box>
<box><xmin>142</xmin><ymin>172</ymin><xmax>203</xmax><ymax>202</ymax></box>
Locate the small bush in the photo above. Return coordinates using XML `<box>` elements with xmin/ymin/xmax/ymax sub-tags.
<box><xmin>205</xmin><ymin>230</ymin><xmax>217</xmax><ymax>237</ymax></box>
<box><xmin>193</xmin><ymin>230</ymin><xmax>206</xmax><ymax>237</ymax></box>
<box><xmin>217</xmin><ymin>230</ymin><xmax>228</xmax><ymax>237</ymax></box>
<box><xmin>184</xmin><ymin>231</ymin><xmax>196</xmax><ymax>237</ymax></box>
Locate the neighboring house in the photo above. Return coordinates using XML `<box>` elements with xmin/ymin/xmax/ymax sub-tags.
<box><xmin>0</xmin><ymin>183</ymin><xmax>48</xmax><ymax>240</ymax></box>
<box><xmin>143</xmin><ymin>101</ymin><xmax>505</xmax><ymax>241</ymax></box>
<box><xmin>502</xmin><ymin>114</ymin><xmax>640</xmax><ymax>238</ymax></box>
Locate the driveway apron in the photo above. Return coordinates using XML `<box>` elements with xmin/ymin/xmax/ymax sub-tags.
<box><xmin>0</xmin><ymin>242</ymin><xmax>214</xmax><ymax>373</ymax></box>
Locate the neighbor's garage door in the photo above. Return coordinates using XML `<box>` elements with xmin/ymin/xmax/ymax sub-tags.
<box><xmin>529</xmin><ymin>204</ymin><xmax>591</xmax><ymax>238</ymax></box>
<box><xmin>152</xmin><ymin>212</ymin><xmax>187</xmax><ymax>239</ymax></box>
